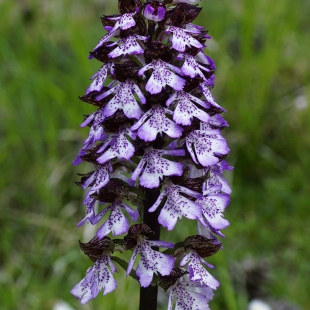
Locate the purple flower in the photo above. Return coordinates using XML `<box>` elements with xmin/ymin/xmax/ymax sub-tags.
<box><xmin>107</xmin><ymin>10</ymin><xmax>138</xmax><ymax>32</ymax></box>
<box><xmin>71</xmin><ymin>255</ymin><xmax>117</xmax><ymax>304</ymax></box>
<box><xmin>81</xmin><ymin>163</ymin><xmax>112</xmax><ymax>200</ymax></box>
<box><xmin>186</xmin><ymin>129</ymin><xmax>229</xmax><ymax>168</ymax></box>
<box><xmin>166</xmin><ymin>91</ymin><xmax>210</xmax><ymax>126</ymax></box>
<box><xmin>149</xmin><ymin>183</ymin><xmax>202</xmax><ymax>230</ymax></box>
<box><xmin>96</xmin><ymin>128</ymin><xmax>136</xmax><ymax>164</ymax></box>
<box><xmin>177</xmin><ymin>53</ymin><xmax>212</xmax><ymax>80</ymax></box>
<box><xmin>127</xmin><ymin>239</ymin><xmax>175</xmax><ymax>287</ymax></box>
<box><xmin>131</xmin><ymin>106</ymin><xmax>183</xmax><ymax>141</ymax></box>
<box><xmin>166</xmin><ymin>26</ymin><xmax>203</xmax><ymax>52</ymax></box>
<box><xmin>132</xmin><ymin>148</ymin><xmax>185</xmax><ymax>188</ymax></box>
<box><xmin>86</xmin><ymin>63</ymin><xmax>114</xmax><ymax>94</ymax></box>
<box><xmin>80</xmin><ymin>107</ymin><xmax>107</xmax><ymax>148</ymax></box>
<box><xmin>180</xmin><ymin>251</ymin><xmax>219</xmax><ymax>290</ymax></box>
<box><xmin>138</xmin><ymin>59</ymin><xmax>185</xmax><ymax>94</ymax></box>
<box><xmin>196</xmin><ymin>186</ymin><xmax>230</xmax><ymax>233</ymax></box>
<box><xmin>78</xmin><ymin>199</ymin><xmax>138</xmax><ymax>236</ymax></box>
<box><xmin>96</xmin><ymin>200</ymin><xmax>139</xmax><ymax>238</ymax></box>
<box><xmin>206</xmin><ymin>160</ymin><xmax>233</xmax><ymax>194</ymax></box>
<box><xmin>107</xmin><ymin>35</ymin><xmax>149</xmax><ymax>58</ymax></box>
<box><xmin>96</xmin><ymin>80</ymin><xmax>146</xmax><ymax>119</ymax></box>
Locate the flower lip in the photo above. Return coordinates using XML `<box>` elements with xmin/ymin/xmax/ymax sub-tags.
<box><xmin>70</xmin><ymin>255</ymin><xmax>117</xmax><ymax>304</ymax></box>
<box><xmin>180</xmin><ymin>251</ymin><xmax>220</xmax><ymax>289</ymax></box>
<box><xmin>166</xmin><ymin>26</ymin><xmax>203</xmax><ymax>52</ymax></box>
<box><xmin>125</xmin><ymin>237</ymin><xmax>175</xmax><ymax>287</ymax></box>
<box><xmin>138</xmin><ymin>59</ymin><xmax>186</xmax><ymax>94</ymax></box>
<box><xmin>107</xmin><ymin>35</ymin><xmax>149</xmax><ymax>58</ymax></box>
<box><xmin>96</xmin><ymin>200</ymin><xmax>139</xmax><ymax>239</ymax></box>
<box><xmin>148</xmin><ymin>183</ymin><xmax>202</xmax><ymax>231</ymax></box>
<box><xmin>131</xmin><ymin>148</ymin><xmax>185</xmax><ymax>189</ymax></box>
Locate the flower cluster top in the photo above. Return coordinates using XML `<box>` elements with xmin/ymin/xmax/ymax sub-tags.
<box><xmin>71</xmin><ymin>1</ymin><xmax>233</xmax><ymax>309</ymax></box>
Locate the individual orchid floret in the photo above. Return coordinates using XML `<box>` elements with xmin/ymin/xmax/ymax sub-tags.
<box><xmin>132</xmin><ymin>148</ymin><xmax>185</xmax><ymax>188</ymax></box>
<box><xmin>186</xmin><ymin>129</ymin><xmax>229</xmax><ymax>168</ymax></box>
<box><xmin>108</xmin><ymin>35</ymin><xmax>149</xmax><ymax>58</ymax></box>
<box><xmin>80</xmin><ymin>163</ymin><xmax>112</xmax><ymax>198</ymax></box>
<box><xmin>124</xmin><ymin>224</ymin><xmax>175</xmax><ymax>287</ymax></box>
<box><xmin>196</xmin><ymin>186</ymin><xmax>230</xmax><ymax>234</ymax></box>
<box><xmin>96</xmin><ymin>200</ymin><xmax>139</xmax><ymax>239</ymax></box>
<box><xmin>96</xmin><ymin>80</ymin><xmax>146</xmax><ymax>119</ymax></box>
<box><xmin>144</xmin><ymin>2</ymin><xmax>165</xmax><ymax>22</ymax></box>
<box><xmin>71</xmin><ymin>238</ymin><xmax>117</xmax><ymax>304</ymax></box>
<box><xmin>107</xmin><ymin>9</ymin><xmax>138</xmax><ymax>33</ymax></box>
<box><xmin>177</xmin><ymin>53</ymin><xmax>212</xmax><ymax>80</ymax></box>
<box><xmin>199</xmin><ymin>82</ymin><xmax>226</xmax><ymax>113</ymax></box>
<box><xmin>86</xmin><ymin>63</ymin><xmax>114</xmax><ymax>95</ymax></box>
<box><xmin>166</xmin><ymin>91</ymin><xmax>210</xmax><ymax>126</ymax></box>
<box><xmin>131</xmin><ymin>106</ymin><xmax>183</xmax><ymax>142</ymax></box>
<box><xmin>159</xmin><ymin>269</ymin><xmax>214</xmax><ymax>310</ymax></box>
<box><xmin>138</xmin><ymin>59</ymin><xmax>185</xmax><ymax>94</ymax></box>
<box><xmin>97</xmin><ymin>128</ymin><xmax>136</xmax><ymax>164</ymax></box>
<box><xmin>166</xmin><ymin>26</ymin><xmax>203</xmax><ymax>52</ymax></box>
<box><xmin>80</xmin><ymin>107</ymin><xmax>107</xmax><ymax>148</ymax></box>
<box><xmin>148</xmin><ymin>183</ymin><xmax>202</xmax><ymax>230</ymax></box>
<box><xmin>206</xmin><ymin>160</ymin><xmax>233</xmax><ymax>194</ymax></box>
<box><xmin>78</xmin><ymin>198</ymin><xmax>104</xmax><ymax>227</ymax></box>
<box><xmin>180</xmin><ymin>250</ymin><xmax>219</xmax><ymax>290</ymax></box>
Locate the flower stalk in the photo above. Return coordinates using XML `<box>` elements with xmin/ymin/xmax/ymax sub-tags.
<box><xmin>139</xmin><ymin>188</ymin><xmax>161</xmax><ymax>310</ymax></box>
<box><xmin>71</xmin><ymin>0</ymin><xmax>233</xmax><ymax>309</ymax></box>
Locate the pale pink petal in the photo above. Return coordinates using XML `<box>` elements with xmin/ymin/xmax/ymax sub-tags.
<box><xmin>166</xmin><ymin>26</ymin><xmax>203</xmax><ymax>52</ymax></box>
<box><xmin>132</xmin><ymin>148</ymin><xmax>184</xmax><ymax>188</ymax></box>
<box><xmin>70</xmin><ymin>256</ymin><xmax>117</xmax><ymax>304</ymax></box>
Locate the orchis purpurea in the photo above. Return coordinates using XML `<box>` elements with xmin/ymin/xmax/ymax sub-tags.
<box><xmin>71</xmin><ymin>1</ymin><xmax>233</xmax><ymax>309</ymax></box>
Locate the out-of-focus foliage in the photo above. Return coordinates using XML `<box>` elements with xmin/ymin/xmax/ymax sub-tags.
<box><xmin>0</xmin><ymin>0</ymin><xmax>309</xmax><ymax>309</ymax></box>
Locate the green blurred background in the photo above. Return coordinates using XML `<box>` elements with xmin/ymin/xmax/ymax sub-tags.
<box><xmin>1</xmin><ymin>0</ymin><xmax>309</xmax><ymax>309</ymax></box>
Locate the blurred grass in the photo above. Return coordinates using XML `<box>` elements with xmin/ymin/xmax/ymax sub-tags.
<box><xmin>0</xmin><ymin>0</ymin><xmax>309</xmax><ymax>309</ymax></box>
